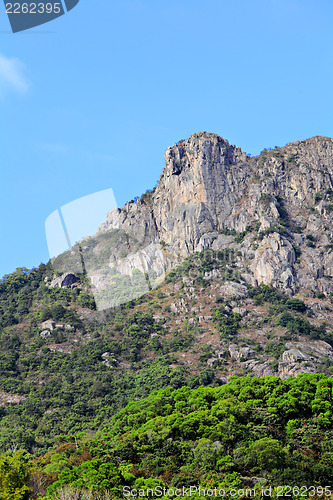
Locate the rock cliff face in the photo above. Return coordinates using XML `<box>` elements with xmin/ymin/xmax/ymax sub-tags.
<box><xmin>97</xmin><ymin>132</ymin><xmax>333</xmax><ymax>297</ymax></box>
<box><xmin>153</xmin><ymin>135</ymin><xmax>248</xmax><ymax>259</ymax></box>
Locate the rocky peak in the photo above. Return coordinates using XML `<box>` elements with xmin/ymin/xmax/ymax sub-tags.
<box><xmin>100</xmin><ymin>133</ymin><xmax>333</xmax><ymax>293</ymax></box>
<box><xmin>152</xmin><ymin>133</ymin><xmax>249</xmax><ymax>257</ymax></box>
<box><xmin>54</xmin><ymin>132</ymin><xmax>333</xmax><ymax>300</ymax></box>
<box><xmin>161</xmin><ymin>132</ymin><xmax>247</xmax><ymax>179</ymax></box>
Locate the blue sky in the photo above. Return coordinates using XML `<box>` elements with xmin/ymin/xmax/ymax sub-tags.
<box><xmin>1</xmin><ymin>0</ymin><xmax>333</xmax><ymax>278</ymax></box>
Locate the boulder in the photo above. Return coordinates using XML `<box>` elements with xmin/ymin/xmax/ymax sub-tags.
<box><xmin>50</xmin><ymin>272</ymin><xmax>79</xmax><ymax>289</ymax></box>
<box><xmin>40</xmin><ymin>320</ymin><xmax>55</xmax><ymax>331</ymax></box>
<box><xmin>40</xmin><ymin>330</ymin><xmax>52</xmax><ymax>339</ymax></box>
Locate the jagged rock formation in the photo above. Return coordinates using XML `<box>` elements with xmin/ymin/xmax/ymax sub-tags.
<box><xmin>96</xmin><ymin>132</ymin><xmax>333</xmax><ymax>297</ymax></box>
<box><xmin>252</xmin><ymin>233</ymin><xmax>296</xmax><ymax>290</ymax></box>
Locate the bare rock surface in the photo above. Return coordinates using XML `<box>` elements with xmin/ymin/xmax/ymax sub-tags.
<box><xmin>90</xmin><ymin>133</ymin><xmax>333</xmax><ymax>296</ymax></box>
<box><xmin>278</xmin><ymin>340</ymin><xmax>333</xmax><ymax>379</ymax></box>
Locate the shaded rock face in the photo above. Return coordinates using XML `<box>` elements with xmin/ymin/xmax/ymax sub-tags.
<box><xmin>96</xmin><ymin>132</ymin><xmax>333</xmax><ymax>295</ymax></box>
<box><xmin>50</xmin><ymin>272</ymin><xmax>79</xmax><ymax>289</ymax></box>
<box><xmin>61</xmin><ymin>273</ymin><xmax>79</xmax><ymax>288</ymax></box>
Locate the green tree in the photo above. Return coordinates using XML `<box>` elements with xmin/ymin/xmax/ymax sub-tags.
<box><xmin>0</xmin><ymin>451</ymin><xmax>31</xmax><ymax>500</ymax></box>
<box><xmin>245</xmin><ymin>437</ymin><xmax>286</xmax><ymax>472</ymax></box>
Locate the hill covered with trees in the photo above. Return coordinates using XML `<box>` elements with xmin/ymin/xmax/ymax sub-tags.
<box><xmin>1</xmin><ymin>373</ymin><xmax>332</xmax><ymax>498</ymax></box>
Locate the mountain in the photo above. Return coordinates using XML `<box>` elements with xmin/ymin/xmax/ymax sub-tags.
<box><xmin>96</xmin><ymin>132</ymin><xmax>333</xmax><ymax>293</ymax></box>
<box><xmin>50</xmin><ymin>132</ymin><xmax>333</xmax><ymax>303</ymax></box>
<box><xmin>48</xmin><ymin>132</ymin><xmax>333</xmax><ymax>380</ymax></box>
<box><xmin>1</xmin><ymin>133</ymin><xmax>333</xmax><ymax>497</ymax></box>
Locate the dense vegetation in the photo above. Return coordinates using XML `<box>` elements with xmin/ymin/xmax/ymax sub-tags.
<box><xmin>1</xmin><ymin>254</ymin><xmax>333</xmax><ymax>498</ymax></box>
<box><xmin>0</xmin><ymin>264</ymin><xmax>220</xmax><ymax>456</ymax></box>
<box><xmin>0</xmin><ymin>374</ymin><xmax>332</xmax><ymax>498</ymax></box>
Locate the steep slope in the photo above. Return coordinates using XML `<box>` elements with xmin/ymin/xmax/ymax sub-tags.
<box><xmin>0</xmin><ymin>253</ymin><xmax>333</xmax><ymax>455</ymax></box>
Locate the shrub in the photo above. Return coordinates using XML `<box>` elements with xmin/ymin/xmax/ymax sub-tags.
<box><xmin>215</xmin><ymin>308</ymin><xmax>241</xmax><ymax>338</ymax></box>
<box><xmin>277</xmin><ymin>312</ymin><xmax>333</xmax><ymax>345</ymax></box>
<box><xmin>306</xmin><ymin>241</ymin><xmax>315</xmax><ymax>248</ymax></box>
<box><xmin>258</xmin><ymin>224</ymin><xmax>288</xmax><ymax>239</ymax></box>
<box><xmin>221</xmin><ymin>228</ymin><xmax>237</xmax><ymax>236</ymax></box>
<box><xmin>52</xmin><ymin>304</ymin><xmax>67</xmax><ymax>321</ymax></box>
<box><xmin>248</xmin><ymin>285</ymin><xmax>306</xmax><ymax>312</ymax></box>
<box><xmin>0</xmin><ymin>451</ymin><xmax>32</xmax><ymax>500</ymax></box>
<box><xmin>233</xmin><ymin>225</ymin><xmax>253</xmax><ymax>243</ymax></box>
<box><xmin>260</xmin><ymin>193</ymin><xmax>273</xmax><ymax>208</ymax></box>
<box><xmin>264</xmin><ymin>341</ymin><xmax>285</xmax><ymax>359</ymax></box>
<box><xmin>277</xmin><ymin>204</ymin><xmax>288</xmax><ymax>220</ymax></box>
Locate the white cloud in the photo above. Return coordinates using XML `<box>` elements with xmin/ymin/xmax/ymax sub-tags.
<box><xmin>0</xmin><ymin>54</ymin><xmax>30</xmax><ymax>96</ymax></box>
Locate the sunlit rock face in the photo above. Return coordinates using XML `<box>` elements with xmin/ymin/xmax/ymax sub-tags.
<box><xmin>52</xmin><ymin>132</ymin><xmax>333</xmax><ymax>304</ymax></box>
<box><xmin>100</xmin><ymin>133</ymin><xmax>333</xmax><ymax>296</ymax></box>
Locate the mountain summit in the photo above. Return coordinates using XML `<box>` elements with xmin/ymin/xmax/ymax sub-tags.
<box><xmin>94</xmin><ymin>132</ymin><xmax>333</xmax><ymax>296</ymax></box>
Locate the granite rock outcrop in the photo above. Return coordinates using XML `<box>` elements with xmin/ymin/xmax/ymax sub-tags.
<box><xmin>96</xmin><ymin>132</ymin><xmax>333</xmax><ymax>297</ymax></box>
